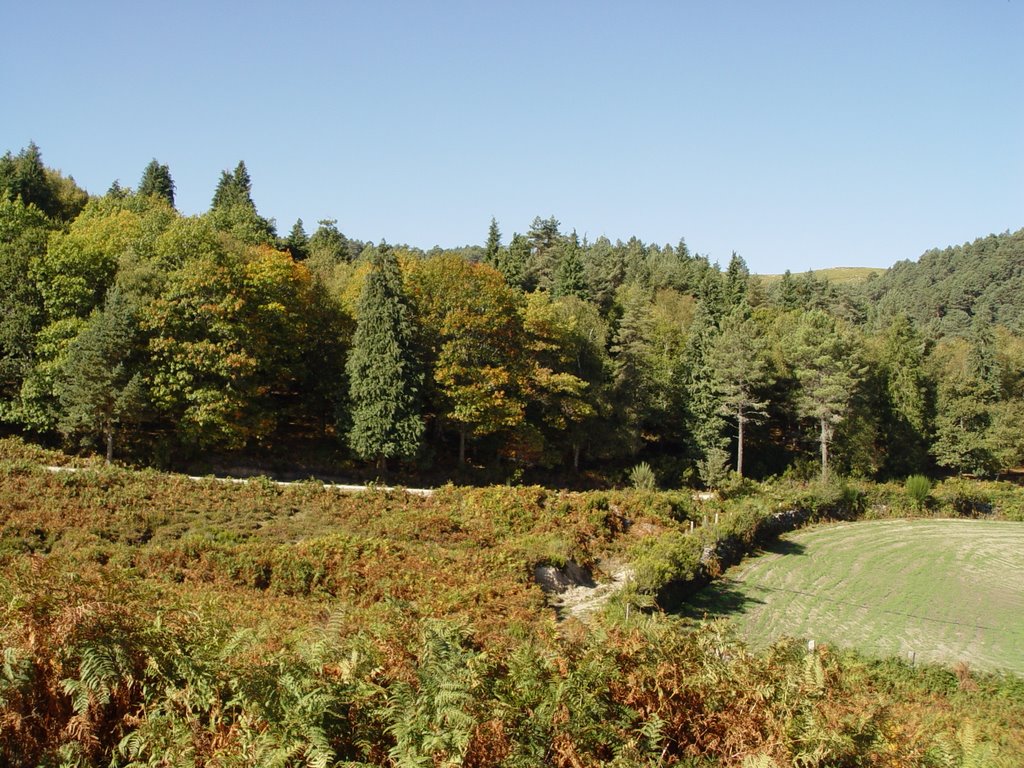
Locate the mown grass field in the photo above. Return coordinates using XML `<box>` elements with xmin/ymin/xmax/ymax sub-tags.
<box><xmin>684</xmin><ymin>519</ymin><xmax>1024</xmax><ymax>675</ymax></box>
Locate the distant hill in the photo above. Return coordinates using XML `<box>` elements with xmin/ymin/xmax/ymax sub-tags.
<box><xmin>758</xmin><ymin>266</ymin><xmax>884</xmax><ymax>285</ymax></box>
<box><xmin>859</xmin><ymin>228</ymin><xmax>1024</xmax><ymax>336</ymax></box>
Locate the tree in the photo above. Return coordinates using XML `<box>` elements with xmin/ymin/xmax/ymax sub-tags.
<box><xmin>211</xmin><ymin>161</ymin><xmax>254</xmax><ymax>210</ymax></box>
<box><xmin>609</xmin><ymin>283</ymin><xmax>657</xmax><ymax>456</ymax></box>
<box><xmin>286</xmin><ymin>219</ymin><xmax>309</xmax><ymax>260</ymax></box>
<box><xmin>879</xmin><ymin>315</ymin><xmax>932</xmax><ymax>476</ymax></box>
<box><xmin>408</xmin><ymin>255</ymin><xmax>529</xmax><ymax>466</ymax></box>
<box><xmin>55</xmin><ymin>288</ymin><xmax>146</xmax><ymax>462</ymax></box>
<box><xmin>723</xmin><ymin>252</ymin><xmax>750</xmax><ymax>310</ymax></box>
<box><xmin>307</xmin><ymin>219</ymin><xmax>350</xmax><ymax>265</ymax></box>
<box><xmin>0</xmin><ymin>198</ymin><xmax>50</xmax><ymax>421</ymax></box>
<box><xmin>711</xmin><ymin>305</ymin><xmax>773</xmax><ymax>476</ymax></box>
<box><xmin>523</xmin><ymin>215</ymin><xmax>562</xmax><ymax>291</ymax></box>
<box><xmin>208</xmin><ymin>161</ymin><xmax>274</xmax><ymax>245</ymax></box>
<box><xmin>522</xmin><ymin>292</ymin><xmax>597</xmax><ymax>469</ymax></box>
<box><xmin>137</xmin><ymin>159</ymin><xmax>175</xmax><ymax>208</ymax></box>
<box><xmin>552</xmin><ymin>232</ymin><xmax>587</xmax><ymax>300</ymax></box>
<box><xmin>496</xmin><ymin>233</ymin><xmax>529</xmax><ymax>290</ymax></box>
<box><xmin>786</xmin><ymin>310</ymin><xmax>865</xmax><ymax>481</ymax></box>
<box><xmin>484</xmin><ymin>217</ymin><xmax>501</xmax><ymax>268</ymax></box>
<box><xmin>346</xmin><ymin>244</ymin><xmax>423</xmax><ymax>473</ymax></box>
<box><xmin>681</xmin><ymin>303</ymin><xmax>727</xmax><ymax>484</ymax></box>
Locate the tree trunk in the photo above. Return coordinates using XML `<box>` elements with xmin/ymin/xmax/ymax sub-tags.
<box><xmin>458</xmin><ymin>427</ymin><xmax>466</xmax><ymax>467</ymax></box>
<box><xmin>572</xmin><ymin>443</ymin><xmax>581</xmax><ymax>473</ymax></box>
<box><xmin>376</xmin><ymin>455</ymin><xmax>388</xmax><ymax>484</ymax></box>
<box><xmin>105</xmin><ymin>426</ymin><xmax>114</xmax><ymax>465</ymax></box>
<box><xmin>819</xmin><ymin>416</ymin><xmax>831</xmax><ymax>482</ymax></box>
<box><xmin>737</xmin><ymin>406</ymin><xmax>745</xmax><ymax>477</ymax></box>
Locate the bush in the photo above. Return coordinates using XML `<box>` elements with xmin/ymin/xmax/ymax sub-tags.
<box><xmin>628</xmin><ymin>462</ymin><xmax>657</xmax><ymax>491</ymax></box>
<box><xmin>630</xmin><ymin>531</ymin><xmax>702</xmax><ymax>593</ymax></box>
<box><xmin>904</xmin><ymin>475</ymin><xmax>932</xmax><ymax>511</ymax></box>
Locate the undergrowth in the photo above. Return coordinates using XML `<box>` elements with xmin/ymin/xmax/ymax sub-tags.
<box><xmin>1</xmin><ymin>436</ymin><xmax>1021</xmax><ymax>766</ymax></box>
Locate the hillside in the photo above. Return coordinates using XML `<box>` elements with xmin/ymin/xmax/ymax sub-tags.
<box><xmin>859</xmin><ymin>228</ymin><xmax>1024</xmax><ymax>336</ymax></box>
<box><xmin>2</xmin><ymin>437</ymin><xmax>1024</xmax><ymax>765</ymax></box>
<box><xmin>758</xmin><ymin>266</ymin><xmax>884</xmax><ymax>285</ymax></box>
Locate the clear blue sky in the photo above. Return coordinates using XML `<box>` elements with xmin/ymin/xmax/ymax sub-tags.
<box><xmin>3</xmin><ymin>1</ymin><xmax>1022</xmax><ymax>273</ymax></box>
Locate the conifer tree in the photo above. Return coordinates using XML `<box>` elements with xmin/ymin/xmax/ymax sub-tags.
<box><xmin>286</xmin><ymin>218</ymin><xmax>309</xmax><ymax>260</ymax></box>
<box><xmin>484</xmin><ymin>217</ymin><xmax>501</xmax><ymax>267</ymax></box>
<box><xmin>346</xmin><ymin>244</ymin><xmax>423</xmax><ymax>475</ymax></box>
<box><xmin>552</xmin><ymin>232</ymin><xmax>587</xmax><ymax>299</ymax></box>
<box><xmin>55</xmin><ymin>287</ymin><xmax>146</xmax><ymax>462</ymax></box>
<box><xmin>497</xmin><ymin>233</ymin><xmax>529</xmax><ymax>289</ymax></box>
<box><xmin>881</xmin><ymin>314</ymin><xmax>931</xmax><ymax>475</ymax></box>
<box><xmin>137</xmin><ymin>159</ymin><xmax>175</xmax><ymax>207</ymax></box>
<box><xmin>786</xmin><ymin>310</ymin><xmax>864</xmax><ymax>481</ymax></box>
<box><xmin>711</xmin><ymin>305</ymin><xmax>773</xmax><ymax>476</ymax></box>
<box><xmin>682</xmin><ymin>303</ymin><xmax>727</xmax><ymax>483</ymax></box>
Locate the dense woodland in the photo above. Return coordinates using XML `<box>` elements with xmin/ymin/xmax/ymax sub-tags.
<box><xmin>2</xmin><ymin>142</ymin><xmax>1023</xmax><ymax>484</ymax></box>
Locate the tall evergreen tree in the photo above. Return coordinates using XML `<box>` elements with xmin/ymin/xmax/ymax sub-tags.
<box><xmin>346</xmin><ymin>244</ymin><xmax>423</xmax><ymax>475</ymax></box>
<box><xmin>723</xmin><ymin>252</ymin><xmax>750</xmax><ymax>309</ymax></box>
<box><xmin>880</xmin><ymin>314</ymin><xmax>931</xmax><ymax>476</ymax></box>
<box><xmin>552</xmin><ymin>232</ymin><xmax>587</xmax><ymax>299</ymax></box>
<box><xmin>54</xmin><ymin>287</ymin><xmax>146</xmax><ymax>462</ymax></box>
<box><xmin>786</xmin><ymin>310</ymin><xmax>865</xmax><ymax>481</ymax></box>
<box><xmin>208</xmin><ymin>161</ymin><xmax>274</xmax><ymax>244</ymax></box>
<box><xmin>484</xmin><ymin>217</ymin><xmax>501</xmax><ymax>267</ymax></box>
<box><xmin>211</xmin><ymin>160</ymin><xmax>255</xmax><ymax>210</ymax></box>
<box><xmin>497</xmin><ymin>233</ymin><xmax>529</xmax><ymax>290</ymax></box>
<box><xmin>711</xmin><ymin>305</ymin><xmax>773</xmax><ymax>476</ymax></box>
<box><xmin>286</xmin><ymin>218</ymin><xmax>309</xmax><ymax>260</ymax></box>
<box><xmin>681</xmin><ymin>303</ymin><xmax>727</xmax><ymax>483</ymax></box>
<box><xmin>137</xmin><ymin>159</ymin><xmax>175</xmax><ymax>207</ymax></box>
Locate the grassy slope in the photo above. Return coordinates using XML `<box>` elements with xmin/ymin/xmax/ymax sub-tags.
<box><xmin>684</xmin><ymin>519</ymin><xmax>1024</xmax><ymax>674</ymax></box>
<box><xmin>757</xmin><ymin>266</ymin><xmax>884</xmax><ymax>284</ymax></box>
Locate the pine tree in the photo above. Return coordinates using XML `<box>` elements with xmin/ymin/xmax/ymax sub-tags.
<box><xmin>786</xmin><ymin>310</ymin><xmax>865</xmax><ymax>481</ymax></box>
<box><xmin>286</xmin><ymin>218</ymin><xmax>309</xmax><ymax>260</ymax></box>
<box><xmin>55</xmin><ymin>287</ymin><xmax>146</xmax><ymax>462</ymax></box>
<box><xmin>497</xmin><ymin>233</ymin><xmax>529</xmax><ymax>289</ymax></box>
<box><xmin>346</xmin><ymin>244</ymin><xmax>423</xmax><ymax>475</ymax></box>
<box><xmin>552</xmin><ymin>232</ymin><xmax>587</xmax><ymax>299</ymax></box>
<box><xmin>682</xmin><ymin>303</ymin><xmax>727</xmax><ymax>483</ymax></box>
<box><xmin>137</xmin><ymin>159</ymin><xmax>175</xmax><ymax>207</ymax></box>
<box><xmin>211</xmin><ymin>160</ymin><xmax>254</xmax><ymax>210</ymax></box>
<box><xmin>723</xmin><ymin>252</ymin><xmax>750</xmax><ymax>309</ymax></box>
<box><xmin>208</xmin><ymin>161</ymin><xmax>274</xmax><ymax>244</ymax></box>
<box><xmin>484</xmin><ymin>217</ymin><xmax>501</xmax><ymax>267</ymax></box>
<box><xmin>881</xmin><ymin>314</ymin><xmax>931</xmax><ymax>476</ymax></box>
<box><xmin>711</xmin><ymin>305</ymin><xmax>773</xmax><ymax>476</ymax></box>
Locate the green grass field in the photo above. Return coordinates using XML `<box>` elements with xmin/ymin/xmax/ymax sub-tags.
<box><xmin>682</xmin><ymin>519</ymin><xmax>1024</xmax><ymax>675</ymax></box>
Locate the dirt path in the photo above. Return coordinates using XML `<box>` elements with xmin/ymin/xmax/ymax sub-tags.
<box><xmin>43</xmin><ymin>464</ymin><xmax>434</xmax><ymax>497</ymax></box>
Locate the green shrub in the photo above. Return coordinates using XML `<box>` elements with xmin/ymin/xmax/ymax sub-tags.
<box><xmin>630</xmin><ymin>531</ymin><xmax>702</xmax><ymax>593</ymax></box>
<box><xmin>904</xmin><ymin>475</ymin><xmax>932</xmax><ymax>511</ymax></box>
<box><xmin>628</xmin><ymin>462</ymin><xmax>657</xmax><ymax>491</ymax></box>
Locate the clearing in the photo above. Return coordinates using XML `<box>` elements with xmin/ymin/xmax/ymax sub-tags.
<box><xmin>680</xmin><ymin>518</ymin><xmax>1024</xmax><ymax>675</ymax></box>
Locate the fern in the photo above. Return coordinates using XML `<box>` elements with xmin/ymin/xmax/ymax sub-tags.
<box><xmin>386</xmin><ymin>620</ymin><xmax>481</xmax><ymax>768</ymax></box>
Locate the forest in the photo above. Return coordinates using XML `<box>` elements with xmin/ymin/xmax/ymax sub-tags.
<box><xmin>1</xmin><ymin>142</ymin><xmax>1023</xmax><ymax>485</ymax></box>
<box><xmin>3</xmin><ymin>143</ymin><xmax>1024</xmax><ymax>766</ymax></box>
